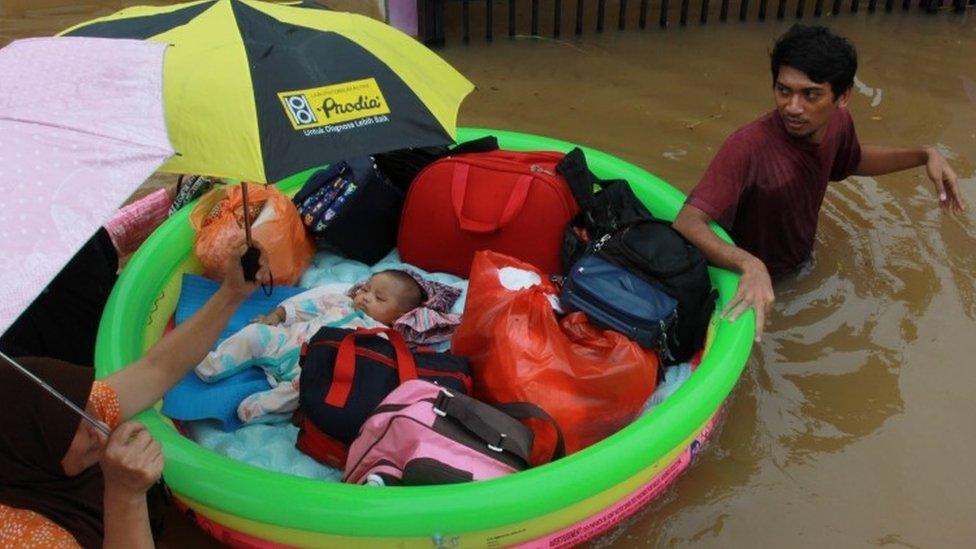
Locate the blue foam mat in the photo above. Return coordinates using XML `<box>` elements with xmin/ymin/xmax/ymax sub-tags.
<box><xmin>175</xmin><ymin>273</ymin><xmax>306</xmax><ymax>345</ymax></box>
<box><xmin>162</xmin><ymin>274</ymin><xmax>306</xmax><ymax>431</ymax></box>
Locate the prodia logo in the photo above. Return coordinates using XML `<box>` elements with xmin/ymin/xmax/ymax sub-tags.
<box><xmin>279</xmin><ymin>78</ymin><xmax>390</xmax><ymax>130</ymax></box>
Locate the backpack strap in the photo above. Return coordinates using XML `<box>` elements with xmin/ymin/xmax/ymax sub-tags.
<box><xmin>429</xmin><ymin>390</ymin><xmax>566</xmax><ymax>465</ymax></box>
<box><xmin>556</xmin><ymin>147</ymin><xmax>600</xmax><ymax>210</ymax></box>
<box><xmin>494</xmin><ymin>402</ymin><xmax>567</xmax><ymax>461</ymax></box>
<box><xmin>556</xmin><ymin>148</ymin><xmax>632</xmax><ymax>219</ymax></box>
<box><xmin>432</xmin><ymin>390</ymin><xmax>534</xmax><ymax>465</ymax></box>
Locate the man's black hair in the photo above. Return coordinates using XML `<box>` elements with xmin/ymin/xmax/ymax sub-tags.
<box><xmin>770</xmin><ymin>24</ymin><xmax>858</xmax><ymax>98</ymax></box>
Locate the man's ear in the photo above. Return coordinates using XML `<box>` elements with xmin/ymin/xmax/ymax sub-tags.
<box><xmin>836</xmin><ymin>87</ymin><xmax>852</xmax><ymax>108</ymax></box>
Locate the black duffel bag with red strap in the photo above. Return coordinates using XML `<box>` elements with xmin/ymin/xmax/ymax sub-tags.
<box><xmin>295</xmin><ymin>326</ymin><xmax>472</xmax><ymax>468</ymax></box>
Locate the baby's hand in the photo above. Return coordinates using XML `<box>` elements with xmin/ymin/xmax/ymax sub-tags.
<box><xmin>252</xmin><ymin>307</ymin><xmax>284</xmax><ymax>325</ymax></box>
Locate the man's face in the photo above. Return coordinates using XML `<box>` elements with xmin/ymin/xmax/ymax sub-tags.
<box><xmin>774</xmin><ymin>65</ymin><xmax>850</xmax><ymax>142</ymax></box>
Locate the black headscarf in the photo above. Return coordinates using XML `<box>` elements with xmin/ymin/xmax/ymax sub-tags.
<box><xmin>0</xmin><ymin>357</ymin><xmax>104</xmax><ymax>548</ymax></box>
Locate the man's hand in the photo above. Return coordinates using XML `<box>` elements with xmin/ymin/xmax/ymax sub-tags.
<box><xmin>221</xmin><ymin>236</ymin><xmax>270</xmax><ymax>299</ymax></box>
<box><xmin>674</xmin><ymin>204</ymin><xmax>776</xmax><ymax>343</ymax></box>
<box><xmin>723</xmin><ymin>257</ymin><xmax>775</xmax><ymax>342</ymax></box>
<box><xmin>925</xmin><ymin>147</ymin><xmax>966</xmax><ymax>214</ymax></box>
<box><xmin>101</xmin><ymin>422</ymin><xmax>163</xmax><ymax>497</ymax></box>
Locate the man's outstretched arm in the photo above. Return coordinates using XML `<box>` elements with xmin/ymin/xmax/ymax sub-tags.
<box><xmin>854</xmin><ymin>145</ymin><xmax>966</xmax><ymax>213</ymax></box>
<box><xmin>673</xmin><ymin>204</ymin><xmax>774</xmax><ymax>342</ymax></box>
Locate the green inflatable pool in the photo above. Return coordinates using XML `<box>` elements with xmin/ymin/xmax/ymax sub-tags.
<box><xmin>95</xmin><ymin>128</ymin><xmax>753</xmax><ymax>548</ymax></box>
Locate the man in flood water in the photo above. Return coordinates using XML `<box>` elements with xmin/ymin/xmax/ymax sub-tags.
<box><xmin>672</xmin><ymin>24</ymin><xmax>966</xmax><ymax>342</ymax></box>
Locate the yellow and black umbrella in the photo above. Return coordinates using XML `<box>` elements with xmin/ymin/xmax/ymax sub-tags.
<box><xmin>62</xmin><ymin>0</ymin><xmax>473</xmax><ymax>183</ymax></box>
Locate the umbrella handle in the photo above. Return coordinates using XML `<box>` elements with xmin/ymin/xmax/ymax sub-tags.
<box><xmin>240</xmin><ymin>182</ymin><xmax>253</xmax><ymax>246</ymax></box>
<box><xmin>238</xmin><ymin>181</ymin><xmax>260</xmax><ymax>282</ymax></box>
<box><xmin>241</xmin><ymin>246</ymin><xmax>261</xmax><ymax>282</ymax></box>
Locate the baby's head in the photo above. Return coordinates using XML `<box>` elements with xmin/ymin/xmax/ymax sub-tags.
<box><xmin>352</xmin><ymin>270</ymin><xmax>425</xmax><ymax>325</ymax></box>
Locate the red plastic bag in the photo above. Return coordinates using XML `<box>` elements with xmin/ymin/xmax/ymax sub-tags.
<box><xmin>190</xmin><ymin>183</ymin><xmax>314</xmax><ymax>285</ymax></box>
<box><xmin>452</xmin><ymin>251</ymin><xmax>658</xmax><ymax>465</ymax></box>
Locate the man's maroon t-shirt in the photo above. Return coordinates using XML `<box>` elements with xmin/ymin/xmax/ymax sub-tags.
<box><xmin>686</xmin><ymin>108</ymin><xmax>861</xmax><ymax>278</ymax></box>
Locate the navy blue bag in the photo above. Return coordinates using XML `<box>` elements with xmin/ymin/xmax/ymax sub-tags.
<box><xmin>560</xmin><ymin>254</ymin><xmax>678</xmax><ymax>358</ymax></box>
<box><xmin>292</xmin><ymin>156</ymin><xmax>404</xmax><ymax>264</ymax></box>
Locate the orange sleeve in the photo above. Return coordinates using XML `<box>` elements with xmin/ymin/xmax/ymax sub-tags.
<box><xmin>0</xmin><ymin>504</ymin><xmax>82</xmax><ymax>548</ymax></box>
<box><xmin>88</xmin><ymin>380</ymin><xmax>121</xmax><ymax>429</ymax></box>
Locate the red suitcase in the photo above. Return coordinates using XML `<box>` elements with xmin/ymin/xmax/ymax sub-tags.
<box><xmin>398</xmin><ymin>151</ymin><xmax>578</xmax><ymax>277</ymax></box>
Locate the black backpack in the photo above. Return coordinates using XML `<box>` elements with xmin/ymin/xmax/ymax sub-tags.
<box><xmin>557</xmin><ymin>148</ymin><xmax>717</xmax><ymax>364</ymax></box>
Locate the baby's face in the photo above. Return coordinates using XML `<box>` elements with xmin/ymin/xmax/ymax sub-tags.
<box><xmin>352</xmin><ymin>273</ymin><xmax>415</xmax><ymax>325</ymax></box>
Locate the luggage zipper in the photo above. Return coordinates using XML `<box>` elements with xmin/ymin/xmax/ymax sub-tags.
<box><xmin>312</xmin><ymin>341</ymin><xmax>472</xmax><ymax>385</ymax></box>
<box><xmin>591</xmin><ymin>233</ymin><xmax>612</xmax><ymax>251</ymax></box>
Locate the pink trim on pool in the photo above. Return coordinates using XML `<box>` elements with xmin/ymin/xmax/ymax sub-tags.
<box><xmin>173</xmin><ymin>498</ymin><xmax>285</xmax><ymax>549</ymax></box>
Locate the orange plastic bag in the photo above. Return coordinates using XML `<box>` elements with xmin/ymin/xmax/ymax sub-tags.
<box><xmin>452</xmin><ymin>251</ymin><xmax>658</xmax><ymax>465</ymax></box>
<box><xmin>189</xmin><ymin>182</ymin><xmax>314</xmax><ymax>285</ymax></box>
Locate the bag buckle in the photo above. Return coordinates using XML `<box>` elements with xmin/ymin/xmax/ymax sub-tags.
<box><xmin>432</xmin><ymin>388</ymin><xmax>455</xmax><ymax>417</ymax></box>
<box><xmin>488</xmin><ymin>433</ymin><xmax>507</xmax><ymax>453</ymax></box>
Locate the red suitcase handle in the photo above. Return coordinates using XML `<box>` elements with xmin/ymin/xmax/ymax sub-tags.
<box><xmin>325</xmin><ymin>327</ymin><xmax>417</xmax><ymax>407</ymax></box>
<box><xmin>451</xmin><ymin>163</ymin><xmax>532</xmax><ymax>234</ymax></box>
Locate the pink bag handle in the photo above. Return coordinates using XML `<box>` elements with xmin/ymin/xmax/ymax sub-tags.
<box><xmin>451</xmin><ymin>163</ymin><xmax>532</xmax><ymax>234</ymax></box>
<box><xmin>325</xmin><ymin>327</ymin><xmax>417</xmax><ymax>408</ymax></box>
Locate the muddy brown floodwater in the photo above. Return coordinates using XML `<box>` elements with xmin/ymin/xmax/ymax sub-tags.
<box><xmin>2</xmin><ymin>2</ymin><xmax>975</xmax><ymax>547</ymax></box>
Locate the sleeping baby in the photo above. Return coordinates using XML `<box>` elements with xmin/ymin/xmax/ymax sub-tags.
<box><xmin>195</xmin><ymin>269</ymin><xmax>461</xmax><ymax>423</ymax></box>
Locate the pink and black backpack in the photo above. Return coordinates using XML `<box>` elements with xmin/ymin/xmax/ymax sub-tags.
<box><xmin>344</xmin><ymin>379</ymin><xmax>564</xmax><ymax>486</ymax></box>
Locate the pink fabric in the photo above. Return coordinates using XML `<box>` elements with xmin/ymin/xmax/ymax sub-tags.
<box><xmin>0</xmin><ymin>37</ymin><xmax>173</xmax><ymax>335</ymax></box>
<box><xmin>391</xmin><ymin>269</ymin><xmax>462</xmax><ymax>346</ymax></box>
<box><xmin>104</xmin><ymin>188</ymin><xmax>172</xmax><ymax>256</ymax></box>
